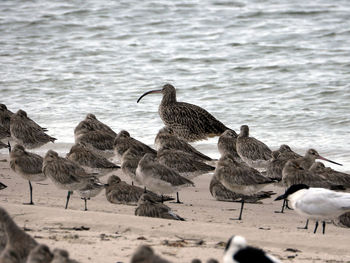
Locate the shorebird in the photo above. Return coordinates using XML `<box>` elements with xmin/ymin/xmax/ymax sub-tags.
<box><xmin>157</xmin><ymin>147</ymin><xmax>215</xmax><ymax>179</ymax></box>
<box><xmin>135</xmin><ymin>193</ymin><xmax>185</xmax><ymax>221</ymax></box>
<box><xmin>265</xmin><ymin>145</ymin><xmax>301</xmax><ymax>181</ymax></box>
<box><xmin>217</xmin><ymin>129</ymin><xmax>242</xmax><ymax>163</ymax></box>
<box><xmin>295</xmin><ymin>149</ymin><xmax>342</xmax><ymax>170</ymax></box>
<box><xmin>137</xmin><ymin>84</ymin><xmax>230</xmax><ymax>142</ymax></box>
<box><xmin>0</xmin><ymin>141</ymin><xmax>9</xmax><ymax>150</ymax></box>
<box><xmin>209</xmin><ymin>175</ymin><xmax>275</xmax><ymax>203</ymax></box>
<box><xmin>0</xmin><ymin>104</ymin><xmax>13</xmax><ymax>134</ymax></box>
<box><xmin>154</xmin><ymin>126</ymin><xmax>212</xmax><ymax>161</ymax></box>
<box><xmin>136</xmin><ymin>153</ymin><xmax>195</xmax><ymax>203</ymax></box>
<box><xmin>309</xmin><ymin>162</ymin><xmax>350</xmax><ymax>186</ymax></box>
<box><xmin>275</xmin><ymin>184</ymin><xmax>350</xmax><ymax>234</ymax></box>
<box><xmin>10</xmin><ymin>144</ymin><xmax>46</xmax><ymax>205</ymax></box>
<box><xmin>78</xmin><ymin>177</ymin><xmax>106</xmax><ymax>211</ymax></box>
<box><xmin>223</xmin><ymin>235</ymin><xmax>281</xmax><ymax>263</ymax></box>
<box><xmin>0</xmin><ymin>125</ymin><xmax>10</xmax><ymax>141</ymax></box>
<box><xmin>333</xmin><ymin>212</ymin><xmax>350</xmax><ymax>228</ymax></box>
<box><xmin>74</xmin><ymin>113</ymin><xmax>116</xmax><ymax>138</ymax></box>
<box><xmin>10</xmin><ymin>109</ymin><xmax>56</xmax><ymax>149</ymax></box>
<box><xmin>0</xmin><ymin>206</ymin><xmax>38</xmax><ymax>262</ymax></box>
<box><xmin>27</xmin><ymin>244</ymin><xmax>53</xmax><ymax>263</ymax></box>
<box><xmin>120</xmin><ymin>148</ymin><xmax>145</xmax><ymax>185</ymax></box>
<box><xmin>236</xmin><ymin>125</ymin><xmax>272</xmax><ymax>169</ymax></box>
<box><xmin>131</xmin><ymin>245</ymin><xmax>171</xmax><ymax>263</ymax></box>
<box><xmin>114</xmin><ymin>130</ymin><xmax>156</xmax><ymax>162</ymax></box>
<box><xmin>43</xmin><ymin>150</ymin><xmax>96</xmax><ymax>209</ymax></box>
<box><xmin>105</xmin><ymin>175</ymin><xmax>173</xmax><ymax>205</ymax></box>
<box><xmin>66</xmin><ymin>143</ymin><xmax>120</xmax><ymax>176</ymax></box>
<box><xmin>215</xmin><ymin>154</ymin><xmax>274</xmax><ymax>220</ymax></box>
<box><xmin>51</xmin><ymin>248</ymin><xmax>79</xmax><ymax>263</ymax></box>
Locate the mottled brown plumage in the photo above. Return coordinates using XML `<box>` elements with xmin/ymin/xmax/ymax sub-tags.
<box><xmin>0</xmin><ymin>141</ymin><xmax>9</xmax><ymax>150</ymax></box>
<box><xmin>135</xmin><ymin>194</ymin><xmax>184</xmax><ymax>221</ymax></box>
<box><xmin>294</xmin><ymin>149</ymin><xmax>341</xmax><ymax>170</ymax></box>
<box><xmin>51</xmin><ymin>248</ymin><xmax>80</xmax><ymax>263</ymax></box>
<box><xmin>10</xmin><ymin>110</ymin><xmax>56</xmax><ymax>149</ymax></box>
<box><xmin>0</xmin><ymin>125</ymin><xmax>10</xmax><ymax>141</ymax></box>
<box><xmin>333</xmin><ymin>212</ymin><xmax>350</xmax><ymax>228</ymax></box>
<box><xmin>74</xmin><ymin>113</ymin><xmax>116</xmax><ymax>138</ymax></box>
<box><xmin>137</xmin><ymin>84</ymin><xmax>230</xmax><ymax>142</ymax></box>
<box><xmin>309</xmin><ymin>162</ymin><xmax>350</xmax><ymax>187</ymax></box>
<box><xmin>27</xmin><ymin>244</ymin><xmax>53</xmax><ymax>263</ymax></box>
<box><xmin>131</xmin><ymin>245</ymin><xmax>171</xmax><ymax>263</ymax></box>
<box><xmin>217</xmin><ymin>129</ymin><xmax>242</xmax><ymax>163</ymax></box>
<box><xmin>0</xmin><ymin>104</ymin><xmax>13</xmax><ymax>135</ymax></box>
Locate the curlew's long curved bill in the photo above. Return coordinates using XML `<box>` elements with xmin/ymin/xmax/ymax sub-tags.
<box><xmin>137</xmin><ymin>89</ymin><xmax>162</xmax><ymax>103</ymax></box>
<box><xmin>318</xmin><ymin>156</ymin><xmax>342</xmax><ymax>166</ymax></box>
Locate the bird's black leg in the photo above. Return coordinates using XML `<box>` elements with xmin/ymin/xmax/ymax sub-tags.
<box><xmin>144</xmin><ymin>186</ymin><xmax>147</xmax><ymax>193</ymax></box>
<box><xmin>176</xmin><ymin>192</ymin><xmax>182</xmax><ymax>204</ymax></box>
<box><xmin>231</xmin><ymin>199</ymin><xmax>245</xmax><ymax>220</ymax></box>
<box><xmin>313</xmin><ymin>221</ymin><xmax>319</xmax><ymax>234</ymax></box>
<box><xmin>7</xmin><ymin>141</ymin><xmax>11</xmax><ymax>153</ymax></box>
<box><xmin>23</xmin><ymin>181</ymin><xmax>34</xmax><ymax>205</ymax></box>
<box><xmin>65</xmin><ymin>191</ymin><xmax>72</xmax><ymax>209</ymax></box>
<box><xmin>161</xmin><ymin>195</ymin><xmax>164</xmax><ymax>203</ymax></box>
<box><xmin>322</xmin><ymin>221</ymin><xmax>326</xmax><ymax>235</ymax></box>
<box><xmin>275</xmin><ymin>199</ymin><xmax>286</xmax><ymax>213</ymax></box>
<box><xmin>298</xmin><ymin>219</ymin><xmax>309</xmax><ymax>230</ymax></box>
<box><xmin>83</xmin><ymin>198</ymin><xmax>88</xmax><ymax>211</ymax></box>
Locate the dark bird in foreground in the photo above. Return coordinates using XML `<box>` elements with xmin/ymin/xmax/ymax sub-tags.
<box><xmin>137</xmin><ymin>84</ymin><xmax>231</xmax><ymax>142</ymax></box>
<box><xmin>131</xmin><ymin>245</ymin><xmax>171</xmax><ymax>263</ymax></box>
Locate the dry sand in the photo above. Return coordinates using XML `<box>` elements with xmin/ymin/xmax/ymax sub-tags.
<box><xmin>0</xmin><ymin>153</ymin><xmax>349</xmax><ymax>263</ymax></box>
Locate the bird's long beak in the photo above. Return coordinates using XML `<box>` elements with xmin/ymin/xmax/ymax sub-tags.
<box><xmin>317</xmin><ymin>156</ymin><xmax>342</xmax><ymax>166</ymax></box>
<box><xmin>274</xmin><ymin>194</ymin><xmax>286</xmax><ymax>201</ymax></box>
<box><xmin>137</xmin><ymin>89</ymin><xmax>162</xmax><ymax>103</ymax></box>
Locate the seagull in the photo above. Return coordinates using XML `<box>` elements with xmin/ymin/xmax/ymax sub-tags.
<box><xmin>135</xmin><ymin>193</ymin><xmax>184</xmax><ymax>221</ymax></box>
<box><xmin>223</xmin><ymin>235</ymin><xmax>281</xmax><ymax>263</ymax></box>
<box><xmin>131</xmin><ymin>245</ymin><xmax>171</xmax><ymax>263</ymax></box>
<box><xmin>275</xmin><ymin>184</ymin><xmax>350</xmax><ymax>234</ymax></box>
<box><xmin>137</xmin><ymin>84</ymin><xmax>231</xmax><ymax>142</ymax></box>
<box><xmin>236</xmin><ymin>125</ymin><xmax>272</xmax><ymax>169</ymax></box>
<box><xmin>10</xmin><ymin>144</ymin><xmax>46</xmax><ymax>205</ymax></box>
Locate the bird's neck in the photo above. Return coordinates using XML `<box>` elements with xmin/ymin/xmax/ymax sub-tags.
<box><xmin>161</xmin><ymin>91</ymin><xmax>177</xmax><ymax>105</ymax></box>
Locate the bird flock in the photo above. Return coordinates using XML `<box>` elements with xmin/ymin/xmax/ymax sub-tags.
<box><xmin>1</xmin><ymin>83</ymin><xmax>350</xmax><ymax>262</ymax></box>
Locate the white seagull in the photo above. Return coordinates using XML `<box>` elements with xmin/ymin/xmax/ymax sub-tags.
<box><xmin>275</xmin><ymin>184</ymin><xmax>350</xmax><ymax>234</ymax></box>
<box><xmin>223</xmin><ymin>235</ymin><xmax>281</xmax><ymax>263</ymax></box>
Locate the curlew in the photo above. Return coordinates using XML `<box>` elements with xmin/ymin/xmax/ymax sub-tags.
<box><xmin>10</xmin><ymin>110</ymin><xmax>56</xmax><ymax>149</ymax></box>
<box><xmin>236</xmin><ymin>125</ymin><xmax>272</xmax><ymax>170</ymax></box>
<box><xmin>137</xmin><ymin>84</ymin><xmax>231</xmax><ymax>142</ymax></box>
<box><xmin>10</xmin><ymin>144</ymin><xmax>46</xmax><ymax>205</ymax></box>
<box><xmin>66</xmin><ymin>143</ymin><xmax>120</xmax><ymax>176</ymax></box>
<box><xmin>136</xmin><ymin>153</ymin><xmax>195</xmax><ymax>203</ymax></box>
<box><xmin>74</xmin><ymin>113</ymin><xmax>116</xmax><ymax>138</ymax></box>
<box><xmin>154</xmin><ymin>126</ymin><xmax>212</xmax><ymax>161</ymax></box>
<box><xmin>215</xmin><ymin>154</ymin><xmax>274</xmax><ymax>220</ymax></box>
<box><xmin>135</xmin><ymin>193</ymin><xmax>185</xmax><ymax>221</ymax></box>
<box><xmin>295</xmin><ymin>149</ymin><xmax>342</xmax><ymax>170</ymax></box>
<box><xmin>43</xmin><ymin>150</ymin><xmax>96</xmax><ymax>209</ymax></box>
<box><xmin>131</xmin><ymin>245</ymin><xmax>171</xmax><ymax>263</ymax></box>
<box><xmin>275</xmin><ymin>184</ymin><xmax>350</xmax><ymax>234</ymax></box>
<box><xmin>105</xmin><ymin>175</ymin><xmax>173</xmax><ymax>205</ymax></box>
<box><xmin>0</xmin><ymin>206</ymin><xmax>38</xmax><ymax>262</ymax></box>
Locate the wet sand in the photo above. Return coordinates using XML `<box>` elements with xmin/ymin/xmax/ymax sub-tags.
<box><xmin>0</xmin><ymin>153</ymin><xmax>349</xmax><ymax>262</ymax></box>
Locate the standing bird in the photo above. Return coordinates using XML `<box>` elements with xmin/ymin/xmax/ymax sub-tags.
<box><xmin>215</xmin><ymin>154</ymin><xmax>274</xmax><ymax>220</ymax></box>
<box><xmin>131</xmin><ymin>245</ymin><xmax>171</xmax><ymax>263</ymax></box>
<box><xmin>295</xmin><ymin>149</ymin><xmax>342</xmax><ymax>170</ymax></box>
<box><xmin>0</xmin><ymin>206</ymin><xmax>38</xmax><ymax>262</ymax></box>
<box><xmin>135</xmin><ymin>193</ymin><xmax>184</xmax><ymax>221</ymax></box>
<box><xmin>66</xmin><ymin>143</ymin><xmax>120</xmax><ymax>176</ymax></box>
<box><xmin>154</xmin><ymin>126</ymin><xmax>212</xmax><ymax>161</ymax></box>
<box><xmin>105</xmin><ymin>175</ymin><xmax>173</xmax><ymax>205</ymax></box>
<box><xmin>217</xmin><ymin>129</ymin><xmax>242</xmax><ymax>163</ymax></box>
<box><xmin>74</xmin><ymin>113</ymin><xmax>116</xmax><ymax>138</ymax></box>
<box><xmin>78</xmin><ymin>177</ymin><xmax>107</xmax><ymax>211</ymax></box>
<box><xmin>9</xmin><ymin>144</ymin><xmax>46</xmax><ymax>205</ymax></box>
<box><xmin>27</xmin><ymin>244</ymin><xmax>53</xmax><ymax>263</ymax></box>
<box><xmin>10</xmin><ymin>110</ymin><xmax>56</xmax><ymax>149</ymax></box>
<box><xmin>223</xmin><ymin>235</ymin><xmax>281</xmax><ymax>263</ymax></box>
<box><xmin>275</xmin><ymin>184</ymin><xmax>350</xmax><ymax>234</ymax></box>
<box><xmin>43</xmin><ymin>150</ymin><xmax>96</xmax><ymax>209</ymax></box>
<box><xmin>137</xmin><ymin>84</ymin><xmax>231</xmax><ymax>142</ymax></box>
<box><xmin>136</xmin><ymin>153</ymin><xmax>195</xmax><ymax>203</ymax></box>
<box><xmin>236</xmin><ymin>125</ymin><xmax>272</xmax><ymax>170</ymax></box>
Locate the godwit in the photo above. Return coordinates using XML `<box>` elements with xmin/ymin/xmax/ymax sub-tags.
<box><xmin>236</xmin><ymin>125</ymin><xmax>272</xmax><ymax>169</ymax></box>
<box><xmin>223</xmin><ymin>235</ymin><xmax>281</xmax><ymax>263</ymax></box>
<box><xmin>275</xmin><ymin>184</ymin><xmax>350</xmax><ymax>234</ymax></box>
<box><xmin>131</xmin><ymin>245</ymin><xmax>171</xmax><ymax>263</ymax></box>
<box><xmin>66</xmin><ymin>143</ymin><xmax>120</xmax><ymax>176</ymax></box>
<box><xmin>105</xmin><ymin>175</ymin><xmax>174</xmax><ymax>205</ymax></box>
<box><xmin>154</xmin><ymin>126</ymin><xmax>212</xmax><ymax>161</ymax></box>
<box><xmin>114</xmin><ymin>130</ymin><xmax>156</xmax><ymax>162</ymax></box>
<box><xmin>0</xmin><ymin>206</ymin><xmax>38</xmax><ymax>262</ymax></box>
<box><xmin>10</xmin><ymin>110</ymin><xmax>56</xmax><ymax>149</ymax></box>
<box><xmin>135</xmin><ymin>193</ymin><xmax>185</xmax><ymax>221</ymax></box>
<box><xmin>74</xmin><ymin>113</ymin><xmax>116</xmax><ymax>138</ymax></box>
<box><xmin>209</xmin><ymin>175</ymin><xmax>275</xmax><ymax>203</ymax></box>
<box><xmin>217</xmin><ymin>129</ymin><xmax>242</xmax><ymax>163</ymax></box>
<box><xmin>27</xmin><ymin>244</ymin><xmax>53</xmax><ymax>263</ymax></box>
<box><xmin>157</xmin><ymin>147</ymin><xmax>215</xmax><ymax>179</ymax></box>
<box><xmin>120</xmin><ymin>148</ymin><xmax>145</xmax><ymax>185</ymax></box>
<box><xmin>309</xmin><ymin>162</ymin><xmax>350</xmax><ymax>186</ymax></box>
<box><xmin>43</xmin><ymin>150</ymin><xmax>96</xmax><ymax>209</ymax></box>
<box><xmin>0</xmin><ymin>104</ymin><xmax>13</xmax><ymax>134</ymax></box>
<box><xmin>137</xmin><ymin>84</ymin><xmax>231</xmax><ymax>142</ymax></box>
<box><xmin>78</xmin><ymin>177</ymin><xmax>106</xmax><ymax>211</ymax></box>
<box><xmin>51</xmin><ymin>248</ymin><xmax>79</xmax><ymax>263</ymax></box>
<box><xmin>295</xmin><ymin>149</ymin><xmax>342</xmax><ymax>170</ymax></box>
<box><xmin>333</xmin><ymin>212</ymin><xmax>350</xmax><ymax>228</ymax></box>
<box><xmin>10</xmin><ymin>144</ymin><xmax>46</xmax><ymax>205</ymax></box>
<box><xmin>215</xmin><ymin>154</ymin><xmax>274</xmax><ymax>220</ymax></box>
<box><xmin>136</xmin><ymin>153</ymin><xmax>195</xmax><ymax>203</ymax></box>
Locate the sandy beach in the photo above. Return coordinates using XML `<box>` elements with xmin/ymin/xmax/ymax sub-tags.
<box><xmin>0</xmin><ymin>152</ymin><xmax>349</xmax><ymax>263</ymax></box>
